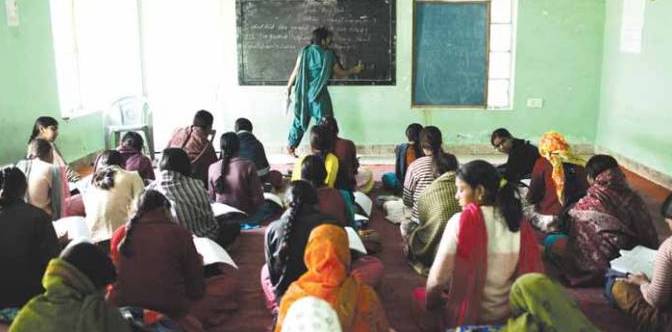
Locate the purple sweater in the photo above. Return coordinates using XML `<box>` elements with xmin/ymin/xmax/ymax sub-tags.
<box><xmin>207</xmin><ymin>157</ymin><xmax>264</xmax><ymax>215</ymax></box>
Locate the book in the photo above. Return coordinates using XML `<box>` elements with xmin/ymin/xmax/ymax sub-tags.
<box><xmin>52</xmin><ymin>216</ymin><xmax>91</xmax><ymax>241</ymax></box>
<box><xmin>211</xmin><ymin>202</ymin><xmax>247</xmax><ymax>218</ymax></box>
<box><xmin>610</xmin><ymin>245</ymin><xmax>657</xmax><ymax>277</ymax></box>
<box><xmin>345</xmin><ymin>226</ymin><xmax>367</xmax><ymax>254</ymax></box>
<box><xmin>192</xmin><ymin>236</ymin><xmax>238</xmax><ymax>269</ymax></box>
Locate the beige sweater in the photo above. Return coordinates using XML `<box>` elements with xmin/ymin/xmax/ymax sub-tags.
<box><xmin>83</xmin><ymin>166</ymin><xmax>144</xmax><ymax>242</ymax></box>
<box><xmin>427</xmin><ymin>206</ymin><xmax>521</xmax><ymax>323</ymax></box>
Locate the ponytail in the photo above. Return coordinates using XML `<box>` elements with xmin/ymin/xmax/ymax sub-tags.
<box><xmin>274</xmin><ymin>180</ymin><xmax>318</xmax><ymax>274</ymax></box>
<box><xmin>457</xmin><ymin>160</ymin><xmax>523</xmax><ymax>232</ymax></box>
<box><xmin>495</xmin><ymin>180</ymin><xmax>523</xmax><ymax>232</ymax></box>
<box><xmin>118</xmin><ymin>190</ymin><xmax>171</xmax><ymax>257</ymax></box>
<box><xmin>91</xmin><ymin>150</ymin><xmax>123</xmax><ymax>190</ymax></box>
<box><xmin>419</xmin><ymin>126</ymin><xmax>457</xmax><ymax>177</ymax></box>
<box><xmin>215</xmin><ymin>132</ymin><xmax>240</xmax><ymax>194</ymax></box>
<box><xmin>92</xmin><ymin>167</ymin><xmax>118</xmax><ymax>190</ymax></box>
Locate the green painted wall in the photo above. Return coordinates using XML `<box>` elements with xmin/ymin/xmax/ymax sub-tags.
<box><xmin>1</xmin><ymin>0</ymin><xmax>605</xmax><ymax>164</ymax></box>
<box><xmin>218</xmin><ymin>0</ymin><xmax>606</xmax><ymax>149</ymax></box>
<box><xmin>596</xmin><ymin>0</ymin><xmax>672</xmax><ymax>177</ymax></box>
<box><xmin>0</xmin><ymin>0</ymin><xmax>103</xmax><ymax>165</ymax></box>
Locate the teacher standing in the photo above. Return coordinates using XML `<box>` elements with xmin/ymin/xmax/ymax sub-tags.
<box><xmin>286</xmin><ymin>27</ymin><xmax>364</xmax><ymax>157</ymax></box>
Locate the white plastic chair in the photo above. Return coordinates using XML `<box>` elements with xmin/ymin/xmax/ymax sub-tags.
<box><xmin>104</xmin><ymin>96</ymin><xmax>155</xmax><ymax>159</ymax></box>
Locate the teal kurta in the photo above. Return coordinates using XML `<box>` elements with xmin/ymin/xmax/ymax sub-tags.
<box><xmin>288</xmin><ymin>45</ymin><xmax>336</xmax><ymax>148</ymax></box>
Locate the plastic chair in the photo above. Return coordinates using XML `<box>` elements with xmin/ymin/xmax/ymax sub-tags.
<box><xmin>104</xmin><ymin>96</ymin><xmax>155</xmax><ymax>159</ymax></box>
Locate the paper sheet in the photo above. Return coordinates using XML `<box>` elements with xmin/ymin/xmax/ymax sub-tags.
<box><xmin>193</xmin><ymin>236</ymin><xmax>238</xmax><ymax>269</ymax></box>
<box><xmin>345</xmin><ymin>227</ymin><xmax>367</xmax><ymax>254</ymax></box>
<box><xmin>211</xmin><ymin>202</ymin><xmax>247</xmax><ymax>217</ymax></box>
<box><xmin>52</xmin><ymin>216</ymin><xmax>91</xmax><ymax>241</ymax></box>
<box><xmin>610</xmin><ymin>245</ymin><xmax>656</xmax><ymax>277</ymax></box>
<box><xmin>353</xmin><ymin>192</ymin><xmax>372</xmax><ymax>217</ymax></box>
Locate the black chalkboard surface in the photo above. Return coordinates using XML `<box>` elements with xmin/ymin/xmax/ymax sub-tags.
<box><xmin>413</xmin><ymin>2</ymin><xmax>490</xmax><ymax>106</ymax></box>
<box><xmin>236</xmin><ymin>0</ymin><xmax>396</xmax><ymax>86</ymax></box>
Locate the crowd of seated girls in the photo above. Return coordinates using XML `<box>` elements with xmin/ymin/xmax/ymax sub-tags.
<box><xmin>2</xmin><ymin>111</ymin><xmax>670</xmax><ymax>331</ymax></box>
<box><xmin>384</xmin><ymin>123</ymin><xmax>667</xmax><ymax>331</ymax></box>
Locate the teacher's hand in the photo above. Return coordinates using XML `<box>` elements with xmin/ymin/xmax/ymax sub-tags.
<box><xmin>619</xmin><ymin>272</ymin><xmax>650</xmax><ymax>286</ymax></box>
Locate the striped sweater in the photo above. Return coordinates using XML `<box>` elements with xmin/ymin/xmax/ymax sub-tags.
<box><xmin>403</xmin><ymin>156</ymin><xmax>437</xmax><ymax>223</ymax></box>
<box><xmin>641</xmin><ymin>236</ymin><xmax>672</xmax><ymax>307</ymax></box>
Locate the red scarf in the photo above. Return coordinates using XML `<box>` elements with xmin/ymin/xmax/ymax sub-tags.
<box><xmin>443</xmin><ymin>203</ymin><xmax>544</xmax><ymax>327</ymax></box>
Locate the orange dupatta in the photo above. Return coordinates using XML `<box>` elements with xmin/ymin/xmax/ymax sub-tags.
<box><xmin>442</xmin><ymin>203</ymin><xmax>544</xmax><ymax>328</ymax></box>
<box><xmin>275</xmin><ymin>224</ymin><xmax>390</xmax><ymax>332</ymax></box>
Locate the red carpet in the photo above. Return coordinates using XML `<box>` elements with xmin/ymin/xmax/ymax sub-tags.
<box><xmin>208</xmin><ymin>164</ymin><xmax>669</xmax><ymax>331</ymax></box>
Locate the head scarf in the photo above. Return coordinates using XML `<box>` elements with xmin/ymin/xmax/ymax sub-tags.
<box><xmin>538</xmin><ymin>131</ymin><xmax>585</xmax><ymax>204</ymax></box>
<box><xmin>275</xmin><ymin>224</ymin><xmax>390</xmax><ymax>332</ymax></box>
<box><xmin>281</xmin><ymin>296</ymin><xmax>342</xmax><ymax>332</ymax></box>
<box><xmin>502</xmin><ymin>273</ymin><xmax>599</xmax><ymax>331</ymax></box>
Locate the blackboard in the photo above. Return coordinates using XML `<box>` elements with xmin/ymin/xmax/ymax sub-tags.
<box><xmin>412</xmin><ymin>2</ymin><xmax>490</xmax><ymax>106</ymax></box>
<box><xmin>236</xmin><ymin>0</ymin><xmax>396</xmax><ymax>86</ymax></box>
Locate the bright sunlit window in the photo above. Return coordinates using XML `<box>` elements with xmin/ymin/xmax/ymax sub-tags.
<box><xmin>49</xmin><ymin>0</ymin><xmax>143</xmax><ymax>117</ymax></box>
<box><xmin>488</xmin><ymin>0</ymin><xmax>516</xmax><ymax>109</ymax></box>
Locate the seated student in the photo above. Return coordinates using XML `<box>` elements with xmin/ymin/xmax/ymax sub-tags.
<box><xmin>319</xmin><ymin>117</ymin><xmax>359</xmax><ymax>192</ymax></box>
<box><xmin>0</xmin><ymin>167</ymin><xmax>59</xmax><ymax>322</ymax></box>
<box><xmin>490</xmin><ymin>128</ymin><xmax>540</xmax><ymax>183</ymax></box>
<box><xmin>383</xmin><ymin>123</ymin><xmax>424</xmax><ymax>192</ymax></box>
<box><xmin>545</xmin><ymin>155</ymin><xmax>659</xmax><ymax>287</ymax></box>
<box><xmin>609</xmin><ymin>194</ymin><xmax>672</xmax><ymax>331</ymax></box>
<box><xmin>402</xmin><ymin>126</ymin><xmax>458</xmax><ymax>238</ymax></box>
<box><xmin>148</xmin><ymin>148</ymin><xmax>234</xmax><ymax>247</ymax></box>
<box><xmin>406</xmin><ymin>162</ymin><xmax>460</xmax><ymax>276</ymax></box>
<box><xmin>108</xmin><ymin>190</ymin><xmax>238</xmax><ymax>329</ymax></box>
<box><xmin>280</xmin><ymin>296</ymin><xmax>342</xmax><ymax>332</ymax></box>
<box><xmin>10</xmin><ymin>241</ymin><xmax>131</xmax><ymax>332</ymax></box>
<box><xmin>166</xmin><ymin>110</ymin><xmax>217</xmax><ymax>185</ymax></box>
<box><xmin>16</xmin><ymin>138</ymin><xmax>69</xmax><ymax>219</ymax></box>
<box><xmin>300</xmin><ymin>155</ymin><xmax>354</xmax><ymax>228</ymax></box>
<box><xmin>117</xmin><ymin>131</ymin><xmax>155</xmax><ymax>183</ymax></box>
<box><xmin>27</xmin><ymin>116</ymin><xmax>80</xmax><ymax>182</ymax></box>
<box><xmin>526</xmin><ymin>131</ymin><xmax>588</xmax><ymax>231</ymax></box>
<box><xmin>262</xmin><ymin>180</ymin><xmax>338</xmax><ymax>314</ymax></box>
<box><xmin>208</xmin><ymin>132</ymin><xmax>266</xmax><ymax>227</ymax></box>
<box><xmin>275</xmin><ymin>225</ymin><xmax>391</xmax><ymax>332</ymax></box>
<box><xmin>83</xmin><ymin>150</ymin><xmax>145</xmax><ymax>249</ymax></box>
<box><xmin>291</xmin><ymin>125</ymin><xmax>339</xmax><ymax>188</ymax></box>
<box><xmin>235</xmin><ymin>118</ymin><xmax>271</xmax><ymax>179</ymax></box>
<box><xmin>413</xmin><ymin>160</ymin><xmax>543</xmax><ymax>331</ymax></box>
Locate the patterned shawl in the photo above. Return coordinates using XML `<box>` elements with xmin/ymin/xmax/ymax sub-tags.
<box><xmin>562</xmin><ymin>167</ymin><xmax>659</xmax><ymax>286</ymax></box>
<box><xmin>443</xmin><ymin>203</ymin><xmax>544</xmax><ymax>328</ymax></box>
<box><xmin>275</xmin><ymin>225</ymin><xmax>389</xmax><ymax>332</ymax></box>
<box><xmin>538</xmin><ymin>131</ymin><xmax>585</xmax><ymax>205</ymax></box>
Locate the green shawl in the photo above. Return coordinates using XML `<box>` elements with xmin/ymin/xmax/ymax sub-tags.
<box><xmin>407</xmin><ymin>172</ymin><xmax>460</xmax><ymax>276</ymax></box>
<box><xmin>10</xmin><ymin>259</ymin><xmax>130</xmax><ymax>332</ymax></box>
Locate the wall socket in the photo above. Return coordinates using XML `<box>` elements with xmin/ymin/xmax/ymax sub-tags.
<box><xmin>526</xmin><ymin>98</ymin><xmax>544</xmax><ymax>109</ymax></box>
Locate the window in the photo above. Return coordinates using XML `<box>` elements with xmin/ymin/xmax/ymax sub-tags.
<box><xmin>49</xmin><ymin>0</ymin><xmax>143</xmax><ymax>117</ymax></box>
<box><xmin>488</xmin><ymin>0</ymin><xmax>516</xmax><ymax>109</ymax></box>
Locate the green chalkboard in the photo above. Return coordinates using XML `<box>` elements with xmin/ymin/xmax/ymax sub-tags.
<box><xmin>413</xmin><ymin>1</ymin><xmax>490</xmax><ymax>107</ymax></box>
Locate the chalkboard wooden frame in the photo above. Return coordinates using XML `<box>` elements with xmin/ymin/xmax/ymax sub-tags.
<box><xmin>411</xmin><ymin>0</ymin><xmax>491</xmax><ymax>108</ymax></box>
<box><xmin>236</xmin><ymin>0</ymin><xmax>397</xmax><ymax>86</ymax></box>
